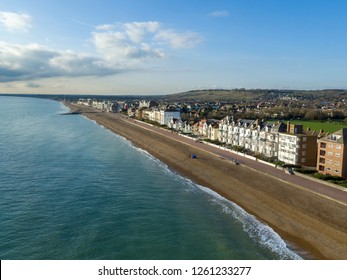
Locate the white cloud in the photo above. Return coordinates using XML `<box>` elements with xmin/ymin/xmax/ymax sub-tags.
<box><xmin>48</xmin><ymin>50</ymin><xmax>112</xmax><ymax>75</ymax></box>
<box><xmin>154</xmin><ymin>29</ymin><xmax>202</xmax><ymax>48</ymax></box>
<box><xmin>95</xmin><ymin>24</ymin><xmax>115</xmax><ymax>31</ymax></box>
<box><xmin>124</xmin><ymin>21</ymin><xmax>160</xmax><ymax>43</ymax></box>
<box><xmin>0</xmin><ymin>42</ymin><xmax>118</xmax><ymax>82</ymax></box>
<box><xmin>0</xmin><ymin>11</ymin><xmax>32</xmax><ymax>31</ymax></box>
<box><xmin>92</xmin><ymin>21</ymin><xmax>202</xmax><ymax>63</ymax></box>
<box><xmin>0</xmin><ymin>20</ymin><xmax>201</xmax><ymax>83</ymax></box>
<box><xmin>92</xmin><ymin>30</ymin><xmax>164</xmax><ymax>65</ymax></box>
<box><xmin>92</xmin><ymin>21</ymin><xmax>169</xmax><ymax>64</ymax></box>
<box><xmin>209</xmin><ymin>10</ymin><xmax>229</xmax><ymax>17</ymax></box>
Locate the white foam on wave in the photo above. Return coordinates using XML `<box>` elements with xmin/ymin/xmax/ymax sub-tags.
<box><xmin>81</xmin><ymin>115</ymin><xmax>99</xmax><ymax>126</ymax></box>
<box><xmin>81</xmin><ymin>115</ymin><xmax>303</xmax><ymax>259</ymax></box>
<box><xmin>114</xmin><ymin>135</ymin><xmax>199</xmax><ymax>191</ymax></box>
<box><xmin>208</xmin><ymin>195</ymin><xmax>303</xmax><ymax>260</ymax></box>
<box><xmin>121</xmin><ymin>137</ymin><xmax>303</xmax><ymax>259</ymax></box>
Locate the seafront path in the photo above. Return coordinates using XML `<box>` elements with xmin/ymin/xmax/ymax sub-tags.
<box><xmin>107</xmin><ymin>112</ymin><xmax>347</xmax><ymax>206</ymax></box>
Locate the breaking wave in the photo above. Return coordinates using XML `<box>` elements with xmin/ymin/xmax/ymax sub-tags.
<box><xmin>119</xmin><ymin>133</ymin><xmax>302</xmax><ymax>259</ymax></box>
<box><xmin>87</xmin><ymin>115</ymin><xmax>303</xmax><ymax>260</ymax></box>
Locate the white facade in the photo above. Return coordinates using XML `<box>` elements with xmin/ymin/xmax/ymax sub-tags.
<box><xmin>159</xmin><ymin>110</ymin><xmax>180</xmax><ymax>125</ymax></box>
<box><xmin>167</xmin><ymin>118</ymin><xmax>184</xmax><ymax>131</ymax></box>
<box><xmin>148</xmin><ymin>109</ymin><xmax>161</xmax><ymax>123</ymax></box>
<box><xmin>218</xmin><ymin>117</ymin><xmax>286</xmax><ymax>159</ymax></box>
<box><xmin>208</xmin><ymin>124</ymin><xmax>219</xmax><ymax>141</ymax></box>
<box><xmin>278</xmin><ymin>134</ymin><xmax>300</xmax><ymax>164</ymax></box>
<box><xmin>80</xmin><ymin>100</ymin><xmax>117</xmax><ymax>112</ymax></box>
<box><xmin>139</xmin><ymin>100</ymin><xmax>150</xmax><ymax>108</ymax></box>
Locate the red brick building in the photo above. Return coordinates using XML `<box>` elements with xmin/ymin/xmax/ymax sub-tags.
<box><xmin>317</xmin><ymin>128</ymin><xmax>347</xmax><ymax>178</ymax></box>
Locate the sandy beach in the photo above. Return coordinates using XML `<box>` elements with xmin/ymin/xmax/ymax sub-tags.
<box><xmin>66</xmin><ymin>103</ymin><xmax>347</xmax><ymax>259</ymax></box>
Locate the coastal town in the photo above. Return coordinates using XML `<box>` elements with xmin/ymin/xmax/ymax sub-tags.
<box><xmin>66</xmin><ymin>91</ymin><xmax>347</xmax><ymax>260</ymax></box>
<box><xmin>4</xmin><ymin>1</ymin><xmax>347</xmax><ymax>272</ymax></box>
<box><xmin>75</xmin><ymin>90</ymin><xmax>347</xmax><ymax>184</ymax></box>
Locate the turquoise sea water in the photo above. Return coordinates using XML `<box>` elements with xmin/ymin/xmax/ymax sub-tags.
<box><xmin>0</xmin><ymin>96</ymin><xmax>302</xmax><ymax>260</ymax></box>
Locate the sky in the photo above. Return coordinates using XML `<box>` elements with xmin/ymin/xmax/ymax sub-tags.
<box><xmin>1</xmin><ymin>0</ymin><xmax>347</xmax><ymax>95</ymax></box>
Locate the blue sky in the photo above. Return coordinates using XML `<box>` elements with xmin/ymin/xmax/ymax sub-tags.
<box><xmin>1</xmin><ymin>0</ymin><xmax>347</xmax><ymax>95</ymax></box>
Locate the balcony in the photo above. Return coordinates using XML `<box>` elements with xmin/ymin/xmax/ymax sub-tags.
<box><xmin>320</xmin><ymin>142</ymin><xmax>326</xmax><ymax>149</ymax></box>
<box><xmin>319</xmin><ymin>150</ymin><xmax>326</xmax><ymax>156</ymax></box>
<box><xmin>319</xmin><ymin>158</ymin><xmax>325</xmax><ymax>164</ymax></box>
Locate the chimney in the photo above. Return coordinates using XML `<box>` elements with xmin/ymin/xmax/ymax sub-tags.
<box><xmin>254</xmin><ymin>119</ymin><xmax>259</xmax><ymax>127</ymax></box>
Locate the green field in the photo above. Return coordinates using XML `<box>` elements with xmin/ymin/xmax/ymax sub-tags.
<box><xmin>270</xmin><ymin>120</ymin><xmax>347</xmax><ymax>133</ymax></box>
<box><xmin>288</xmin><ymin>120</ymin><xmax>347</xmax><ymax>133</ymax></box>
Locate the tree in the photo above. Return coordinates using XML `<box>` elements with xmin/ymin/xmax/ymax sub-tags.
<box><xmin>304</xmin><ymin>109</ymin><xmax>326</xmax><ymax>120</ymax></box>
<box><xmin>332</xmin><ymin>110</ymin><xmax>345</xmax><ymax>120</ymax></box>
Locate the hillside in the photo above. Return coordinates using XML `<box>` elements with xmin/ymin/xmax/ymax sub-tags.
<box><xmin>162</xmin><ymin>89</ymin><xmax>264</xmax><ymax>102</ymax></box>
<box><xmin>161</xmin><ymin>89</ymin><xmax>347</xmax><ymax>103</ymax></box>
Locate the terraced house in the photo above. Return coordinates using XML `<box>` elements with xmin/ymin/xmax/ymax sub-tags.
<box><xmin>218</xmin><ymin>117</ymin><xmax>286</xmax><ymax>160</ymax></box>
<box><xmin>255</xmin><ymin>121</ymin><xmax>287</xmax><ymax>159</ymax></box>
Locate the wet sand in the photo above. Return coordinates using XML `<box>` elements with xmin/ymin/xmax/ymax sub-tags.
<box><xmin>66</xmin><ymin>103</ymin><xmax>347</xmax><ymax>259</ymax></box>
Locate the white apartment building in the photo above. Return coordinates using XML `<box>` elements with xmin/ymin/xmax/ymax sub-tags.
<box><xmin>278</xmin><ymin>133</ymin><xmax>301</xmax><ymax>165</ymax></box>
<box><xmin>278</xmin><ymin>123</ymin><xmax>318</xmax><ymax>166</ymax></box>
<box><xmin>159</xmin><ymin>109</ymin><xmax>181</xmax><ymax>125</ymax></box>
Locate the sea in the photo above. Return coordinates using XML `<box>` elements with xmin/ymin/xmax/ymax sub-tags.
<box><xmin>0</xmin><ymin>96</ymin><xmax>303</xmax><ymax>260</ymax></box>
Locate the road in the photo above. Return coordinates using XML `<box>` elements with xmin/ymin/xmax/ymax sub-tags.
<box><xmin>101</xmin><ymin>110</ymin><xmax>347</xmax><ymax>205</ymax></box>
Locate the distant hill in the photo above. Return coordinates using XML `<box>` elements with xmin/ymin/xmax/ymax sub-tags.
<box><xmin>2</xmin><ymin>88</ymin><xmax>347</xmax><ymax>103</ymax></box>
<box><xmin>161</xmin><ymin>89</ymin><xmax>261</xmax><ymax>102</ymax></box>
<box><xmin>161</xmin><ymin>89</ymin><xmax>347</xmax><ymax>103</ymax></box>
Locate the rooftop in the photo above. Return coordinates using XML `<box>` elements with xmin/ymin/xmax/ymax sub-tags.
<box><xmin>320</xmin><ymin>128</ymin><xmax>347</xmax><ymax>144</ymax></box>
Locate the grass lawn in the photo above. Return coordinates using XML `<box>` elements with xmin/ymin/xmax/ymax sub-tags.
<box><xmin>271</xmin><ymin>119</ymin><xmax>347</xmax><ymax>133</ymax></box>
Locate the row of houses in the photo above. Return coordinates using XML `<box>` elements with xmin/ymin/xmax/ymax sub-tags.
<box><xmin>128</xmin><ymin>107</ymin><xmax>181</xmax><ymax>126</ymax></box>
<box><xmin>165</xmin><ymin>114</ymin><xmax>347</xmax><ymax>178</ymax></box>
<box><xmin>77</xmin><ymin>99</ymin><xmax>126</xmax><ymax>113</ymax></box>
<box><xmin>76</xmin><ymin>98</ymin><xmax>347</xmax><ymax>177</ymax></box>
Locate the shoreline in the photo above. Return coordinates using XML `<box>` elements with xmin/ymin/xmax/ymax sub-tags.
<box><xmin>65</xmin><ymin>103</ymin><xmax>347</xmax><ymax>259</ymax></box>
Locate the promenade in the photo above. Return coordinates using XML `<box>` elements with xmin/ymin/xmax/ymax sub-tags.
<box><xmin>113</xmin><ymin>112</ymin><xmax>347</xmax><ymax>205</ymax></box>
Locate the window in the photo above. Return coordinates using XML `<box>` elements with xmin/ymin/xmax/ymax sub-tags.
<box><xmin>334</xmin><ymin>169</ymin><xmax>340</xmax><ymax>174</ymax></box>
<box><xmin>320</xmin><ymin>150</ymin><xmax>326</xmax><ymax>156</ymax></box>
<box><xmin>327</xmin><ymin>159</ymin><xmax>332</xmax><ymax>164</ymax></box>
<box><xmin>328</xmin><ymin>143</ymin><xmax>334</xmax><ymax>148</ymax></box>
<box><xmin>335</xmin><ymin>153</ymin><xmax>341</xmax><ymax>157</ymax></box>
<box><xmin>327</xmin><ymin>167</ymin><xmax>332</xmax><ymax>171</ymax></box>
<box><xmin>336</xmin><ymin>145</ymin><xmax>341</xmax><ymax>149</ymax></box>
<box><xmin>319</xmin><ymin>165</ymin><xmax>324</xmax><ymax>171</ymax></box>
<box><xmin>334</xmin><ymin>161</ymin><xmax>340</xmax><ymax>166</ymax></box>
<box><xmin>327</xmin><ymin>152</ymin><xmax>333</xmax><ymax>156</ymax></box>
<box><xmin>320</xmin><ymin>142</ymin><xmax>326</xmax><ymax>148</ymax></box>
